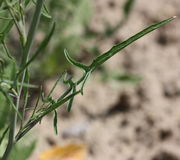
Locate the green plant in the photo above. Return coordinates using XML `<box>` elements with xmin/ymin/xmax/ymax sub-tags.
<box><xmin>31</xmin><ymin>0</ymin><xmax>137</xmax><ymax>84</ymax></box>
<box><xmin>0</xmin><ymin>0</ymin><xmax>176</xmax><ymax>159</ymax></box>
<box><xmin>36</xmin><ymin>0</ymin><xmax>134</xmax><ymax>78</ymax></box>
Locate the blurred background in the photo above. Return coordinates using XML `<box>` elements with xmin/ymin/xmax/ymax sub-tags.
<box><xmin>2</xmin><ymin>0</ymin><xmax>180</xmax><ymax>159</ymax></box>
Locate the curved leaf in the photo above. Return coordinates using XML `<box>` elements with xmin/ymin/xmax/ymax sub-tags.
<box><xmin>64</xmin><ymin>49</ymin><xmax>89</xmax><ymax>71</ymax></box>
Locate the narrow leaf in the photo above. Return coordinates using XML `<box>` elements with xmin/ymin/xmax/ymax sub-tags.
<box><xmin>21</xmin><ymin>0</ymin><xmax>44</xmax><ymax>67</ymax></box>
<box><xmin>1</xmin><ymin>79</ymin><xmax>38</xmax><ymax>88</ymax></box>
<box><xmin>32</xmin><ymin>0</ymin><xmax>51</xmax><ymax>18</ymax></box>
<box><xmin>90</xmin><ymin>16</ymin><xmax>176</xmax><ymax>70</ymax></box>
<box><xmin>18</xmin><ymin>22</ymin><xmax>55</xmax><ymax>75</ymax></box>
<box><xmin>53</xmin><ymin>110</ymin><xmax>58</xmax><ymax>135</ymax></box>
<box><xmin>67</xmin><ymin>86</ymin><xmax>76</xmax><ymax>112</ymax></box>
<box><xmin>25</xmin><ymin>0</ymin><xmax>32</xmax><ymax>6</ymax></box>
<box><xmin>47</xmin><ymin>72</ymin><xmax>63</xmax><ymax>98</ymax></box>
<box><xmin>123</xmin><ymin>0</ymin><xmax>135</xmax><ymax>17</ymax></box>
<box><xmin>0</xmin><ymin>126</ymin><xmax>9</xmax><ymax>146</ymax></box>
<box><xmin>42</xmin><ymin>4</ymin><xmax>52</xmax><ymax>19</ymax></box>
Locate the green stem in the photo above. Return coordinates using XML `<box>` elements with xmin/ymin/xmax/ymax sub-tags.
<box><xmin>18</xmin><ymin>0</ymin><xmax>44</xmax><ymax>127</ymax></box>
<box><xmin>1</xmin><ymin>1</ymin><xmax>44</xmax><ymax>159</ymax></box>
<box><xmin>21</xmin><ymin>0</ymin><xmax>44</xmax><ymax>66</ymax></box>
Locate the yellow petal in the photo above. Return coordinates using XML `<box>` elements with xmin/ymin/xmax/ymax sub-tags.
<box><xmin>38</xmin><ymin>144</ymin><xmax>86</xmax><ymax>160</ymax></box>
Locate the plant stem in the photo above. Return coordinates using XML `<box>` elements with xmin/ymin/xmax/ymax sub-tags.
<box><xmin>1</xmin><ymin>1</ymin><xmax>44</xmax><ymax>159</ymax></box>
<box><xmin>19</xmin><ymin>0</ymin><xmax>44</xmax><ymax>127</ymax></box>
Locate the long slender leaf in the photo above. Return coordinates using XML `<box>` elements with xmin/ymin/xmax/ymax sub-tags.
<box><xmin>21</xmin><ymin>0</ymin><xmax>44</xmax><ymax>66</ymax></box>
<box><xmin>90</xmin><ymin>16</ymin><xmax>176</xmax><ymax>70</ymax></box>
<box><xmin>0</xmin><ymin>126</ymin><xmax>9</xmax><ymax>146</ymax></box>
<box><xmin>25</xmin><ymin>0</ymin><xmax>32</xmax><ymax>6</ymax></box>
<box><xmin>47</xmin><ymin>72</ymin><xmax>63</xmax><ymax>98</ymax></box>
<box><xmin>32</xmin><ymin>0</ymin><xmax>52</xmax><ymax>18</ymax></box>
<box><xmin>42</xmin><ymin>4</ymin><xmax>52</xmax><ymax>19</ymax></box>
<box><xmin>67</xmin><ymin>85</ymin><xmax>76</xmax><ymax>112</ymax></box>
<box><xmin>53</xmin><ymin>110</ymin><xmax>58</xmax><ymax>135</ymax></box>
<box><xmin>123</xmin><ymin>0</ymin><xmax>135</xmax><ymax>17</ymax></box>
<box><xmin>0</xmin><ymin>79</ymin><xmax>37</xmax><ymax>88</ymax></box>
<box><xmin>18</xmin><ymin>22</ymin><xmax>55</xmax><ymax>75</ymax></box>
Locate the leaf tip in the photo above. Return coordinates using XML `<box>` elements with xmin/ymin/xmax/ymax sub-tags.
<box><xmin>81</xmin><ymin>91</ymin><xmax>84</xmax><ymax>96</ymax></box>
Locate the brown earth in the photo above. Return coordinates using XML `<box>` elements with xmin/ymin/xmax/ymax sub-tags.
<box><xmin>29</xmin><ymin>0</ymin><xmax>180</xmax><ymax>160</ymax></box>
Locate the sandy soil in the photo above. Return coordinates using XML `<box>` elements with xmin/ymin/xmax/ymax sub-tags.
<box><xmin>29</xmin><ymin>0</ymin><xmax>180</xmax><ymax>160</ymax></box>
